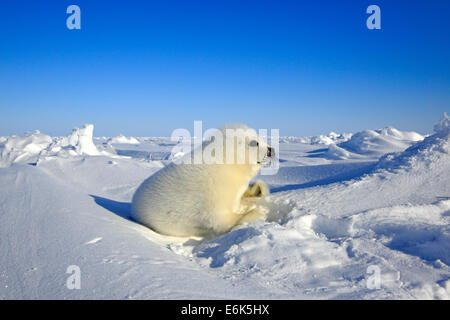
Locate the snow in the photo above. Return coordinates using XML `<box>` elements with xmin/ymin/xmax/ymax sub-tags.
<box><xmin>0</xmin><ymin>131</ymin><xmax>52</xmax><ymax>168</ymax></box>
<box><xmin>279</xmin><ymin>127</ymin><xmax>423</xmax><ymax>161</ymax></box>
<box><xmin>310</xmin><ymin>132</ymin><xmax>353</xmax><ymax>145</ymax></box>
<box><xmin>66</xmin><ymin>124</ymin><xmax>103</xmax><ymax>156</ymax></box>
<box><xmin>434</xmin><ymin>112</ymin><xmax>450</xmax><ymax>135</ymax></box>
<box><xmin>324</xmin><ymin>143</ymin><xmax>362</xmax><ymax>160</ymax></box>
<box><xmin>0</xmin><ymin>124</ymin><xmax>111</xmax><ymax>168</ymax></box>
<box><xmin>107</xmin><ymin>134</ymin><xmax>140</xmax><ymax>145</ymax></box>
<box><xmin>336</xmin><ymin>126</ymin><xmax>424</xmax><ymax>157</ymax></box>
<box><xmin>280</xmin><ymin>132</ymin><xmax>352</xmax><ymax>145</ymax></box>
<box><xmin>0</xmin><ymin>114</ymin><xmax>449</xmax><ymax>299</ymax></box>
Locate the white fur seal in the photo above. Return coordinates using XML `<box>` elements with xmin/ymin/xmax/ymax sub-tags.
<box><xmin>131</xmin><ymin>124</ymin><xmax>274</xmax><ymax>237</ymax></box>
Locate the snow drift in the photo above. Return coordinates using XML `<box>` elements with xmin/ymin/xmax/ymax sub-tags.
<box><xmin>0</xmin><ymin>124</ymin><xmax>109</xmax><ymax>167</ymax></box>
<box><xmin>323</xmin><ymin>126</ymin><xmax>424</xmax><ymax>160</ymax></box>
<box><xmin>280</xmin><ymin>132</ymin><xmax>352</xmax><ymax>145</ymax></box>
<box><xmin>310</xmin><ymin>132</ymin><xmax>353</xmax><ymax>145</ymax></box>
<box><xmin>0</xmin><ymin>131</ymin><xmax>53</xmax><ymax>168</ymax></box>
<box><xmin>376</xmin><ymin>113</ymin><xmax>449</xmax><ymax>170</ymax></box>
<box><xmin>107</xmin><ymin>134</ymin><xmax>140</xmax><ymax>145</ymax></box>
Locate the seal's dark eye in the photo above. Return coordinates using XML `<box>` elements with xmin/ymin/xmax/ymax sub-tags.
<box><xmin>249</xmin><ymin>140</ymin><xmax>259</xmax><ymax>147</ymax></box>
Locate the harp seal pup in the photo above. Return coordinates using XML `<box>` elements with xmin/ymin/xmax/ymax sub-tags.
<box><xmin>131</xmin><ymin>124</ymin><xmax>274</xmax><ymax>237</ymax></box>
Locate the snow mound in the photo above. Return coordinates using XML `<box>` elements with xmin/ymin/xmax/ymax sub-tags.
<box><xmin>324</xmin><ymin>143</ymin><xmax>363</xmax><ymax>160</ymax></box>
<box><xmin>377</xmin><ymin>113</ymin><xmax>450</xmax><ymax>171</ymax></box>
<box><xmin>66</xmin><ymin>124</ymin><xmax>102</xmax><ymax>156</ymax></box>
<box><xmin>329</xmin><ymin>126</ymin><xmax>424</xmax><ymax>159</ymax></box>
<box><xmin>434</xmin><ymin>112</ymin><xmax>450</xmax><ymax>135</ymax></box>
<box><xmin>378</xmin><ymin>126</ymin><xmax>424</xmax><ymax>141</ymax></box>
<box><xmin>280</xmin><ymin>132</ymin><xmax>351</xmax><ymax>145</ymax></box>
<box><xmin>311</xmin><ymin>132</ymin><xmax>352</xmax><ymax>145</ymax></box>
<box><xmin>107</xmin><ymin>134</ymin><xmax>140</xmax><ymax>145</ymax></box>
<box><xmin>0</xmin><ymin>124</ymin><xmax>107</xmax><ymax>167</ymax></box>
<box><xmin>0</xmin><ymin>131</ymin><xmax>53</xmax><ymax>168</ymax></box>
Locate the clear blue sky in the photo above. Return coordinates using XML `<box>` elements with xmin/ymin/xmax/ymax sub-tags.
<box><xmin>0</xmin><ymin>0</ymin><xmax>449</xmax><ymax>136</ymax></box>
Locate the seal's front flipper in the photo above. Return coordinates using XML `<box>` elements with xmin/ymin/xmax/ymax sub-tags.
<box><xmin>237</xmin><ymin>181</ymin><xmax>270</xmax><ymax>224</ymax></box>
<box><xmin>242</xmin><ymin>180</ymin><xmax>269</xmax><ymax>198</ymax></box>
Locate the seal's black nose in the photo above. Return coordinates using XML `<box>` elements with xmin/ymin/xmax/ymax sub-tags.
<box><xmin>267</xmin><ymin>147</ymin><xmax>274</xmax><ymax>157</ymax></box>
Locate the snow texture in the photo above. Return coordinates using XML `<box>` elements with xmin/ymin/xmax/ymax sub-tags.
<box><xmin>0</xmin><ymin>114</ymin><xmax>449</xmax><ymax>299</ymax></box>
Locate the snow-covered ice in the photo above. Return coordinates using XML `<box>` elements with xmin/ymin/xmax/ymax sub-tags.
<box><xmin>107</xmin><ymin>134</ymin><xmax>140</xmax><ymax>145</ymax></box>
<box><xmin>0</xmin><ymin>114</ymin><xmax>449</xmax><ymax>299</ymax></box>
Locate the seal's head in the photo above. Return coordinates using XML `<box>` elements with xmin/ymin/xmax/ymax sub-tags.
<box><xmin>202</xmin><ymin>123</ymin><xmax>274</xmax><ymax>172</ymax></box>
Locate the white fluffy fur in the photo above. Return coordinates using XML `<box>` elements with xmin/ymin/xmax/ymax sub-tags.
<box><xmin>131</xmin><ymin>124</ymin><xmax>272</xmax><ymax>237</ymax></box>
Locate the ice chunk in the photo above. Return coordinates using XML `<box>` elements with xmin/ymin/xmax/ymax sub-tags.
<box><xmin>434</xmin><ymin>112</ymin><xmax>450</xmax><ymax>135</ymax></box>
<box><xmin>67</xmin><ymin>124</ymin><xmax>101</xmax><ymax>156</ymax></box>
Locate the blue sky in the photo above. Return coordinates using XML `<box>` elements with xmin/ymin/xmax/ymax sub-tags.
<box><xmin>0</xmin><ymin>0</ymin><xmax>449</xmax><ymax>136</ymax></box>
